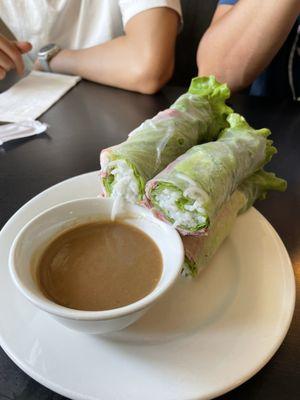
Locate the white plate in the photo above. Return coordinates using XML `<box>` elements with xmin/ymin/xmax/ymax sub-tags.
<box><xmin>0</xmin><ymin>172</ymin><xmax>295</xmax><ymax>400</ymax></box>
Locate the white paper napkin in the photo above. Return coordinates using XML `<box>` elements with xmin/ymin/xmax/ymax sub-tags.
<box><xmin>0</xmin><ymin>71</ymin><xmax>81</xmax><ymax>123</ymax></box>
<box><xmin>0</xmin><ymin>121</ymin><xmax>47</xmax><ymax>145</ymax></box>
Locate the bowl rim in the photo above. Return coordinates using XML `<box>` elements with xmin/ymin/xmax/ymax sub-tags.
<box><xmin>9</xmin><ymin>197</ymin><xmax>184</xmax><ymax>321</ymax></box>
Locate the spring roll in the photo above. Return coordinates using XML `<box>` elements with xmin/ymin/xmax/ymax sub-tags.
<box><xmin>145</xmin><ymin>113</ymin><xmax>277</xmax><ymax>235</ymax></box>
<box><xmin>100</xmin><ymin>76</ymin><xmax>232</xmax><ymax>202</ymax></box>
<box><xmin>183</xmin><ymin>170</ymin><xmax>287</xmax><ymax>276</ymax></box>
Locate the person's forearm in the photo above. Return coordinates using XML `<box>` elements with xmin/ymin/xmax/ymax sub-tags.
<box><xmin>48</xmin><ymin>7</ymin><xmax>179</xmax><ymax>94</ymax></box>
<box><xmin>198</xmin><ymin>0</ymin><xmax>300</xmax><ymax>91</ymax></box>
<box><xmin>50</xmin><ymin>35</ymin><xmax>173</xmax><ymax>94</ymax></box>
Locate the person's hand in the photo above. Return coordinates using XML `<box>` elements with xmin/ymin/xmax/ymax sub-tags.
<box><xmin>0</xmin><ymin>34</ymin><xmax>32</xmax><ymax>80</ymax></box>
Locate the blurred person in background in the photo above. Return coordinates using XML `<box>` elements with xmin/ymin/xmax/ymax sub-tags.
<box><xmin>197</xmin><ymin>0</ymin><xmax>300</xmax><ymax>100</ymax></box>
<box><xmin>0</xmin><ymin>0</ymin><xmax>181</xmax><ymax>94</ymax></box>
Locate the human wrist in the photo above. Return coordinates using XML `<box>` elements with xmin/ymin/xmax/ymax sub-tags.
<box><xmin>49</xmin><ymin>49</ymin><xmax>74</xmax><ymax>74</ymax></box>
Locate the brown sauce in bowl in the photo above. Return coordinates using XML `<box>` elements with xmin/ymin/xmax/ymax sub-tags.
<box><xmin>36</xmin><ymin>221</ymin><xmax>163</xmax><ymax>311</ymax></box>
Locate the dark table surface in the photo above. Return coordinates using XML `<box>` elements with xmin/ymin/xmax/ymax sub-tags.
<box><xmin>0</xmin><ymin>76</ymin><xmax>299</xmax><ymax>400</ymax></box>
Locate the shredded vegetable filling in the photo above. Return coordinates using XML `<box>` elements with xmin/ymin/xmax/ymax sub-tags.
<box><xmin>154</xmin><ymin>187</ymin><xmax>207</xmax><ymax>230</ymax></box>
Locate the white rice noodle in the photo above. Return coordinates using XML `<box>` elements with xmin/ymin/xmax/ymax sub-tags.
<box><xmin>108</xmin><ymin>159</ymin><xmax>140</xmax><ymax>203</ymax></box>
<box><xmin>110</xmin><ymin>194</ymin><xmax>125</xmax><ymax>221</ymax></box>
<box><xmin>155</xmin><ymin>187</ymin><xmax>206</xmax><ymax>230</ymax></box>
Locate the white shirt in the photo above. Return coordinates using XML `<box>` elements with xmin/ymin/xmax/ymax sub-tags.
<box><xmin>0</xmin><ymin>0</ymin><xmax>182</xmax><ymax>60</ymax></box>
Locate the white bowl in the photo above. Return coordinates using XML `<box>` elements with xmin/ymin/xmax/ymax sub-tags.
<box><xmin>9</xmin><ymin>197</ymin><xmax>184</xmax><ymax>335</ymax></box>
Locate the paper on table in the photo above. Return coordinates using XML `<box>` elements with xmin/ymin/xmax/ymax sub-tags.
<box><xmin>0</xmin><ymin>71</ymin><xmax>81</xmax><ymax>123</ymax></box>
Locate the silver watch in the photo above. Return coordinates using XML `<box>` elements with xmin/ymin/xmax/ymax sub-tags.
<box><xmin>38</xmin><ymin>44</ymin><xmax>61</xmax><ymax>72</ymax></box>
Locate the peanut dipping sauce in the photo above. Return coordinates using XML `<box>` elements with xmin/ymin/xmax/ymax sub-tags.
<box><xmin>36</xmin><ymin>221</ymin><xmax>163</xmax><ymax>311</ymax></box>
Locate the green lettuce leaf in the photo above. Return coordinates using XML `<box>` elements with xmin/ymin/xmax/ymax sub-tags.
<box><xmin>188</xmin><ymin>76</ymin><xmax>233</xmax><ymax>137</ymax></box>
<box><xmin>238</xmin><ymin>169</ymin><xmax>287</xmax><ymax>213</ymax></box>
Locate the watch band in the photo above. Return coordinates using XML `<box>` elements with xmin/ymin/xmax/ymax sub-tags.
<box><xmin>39</xmin><ymin>57</ymin><xmax>52</xmax><ymax>72</ymax></box>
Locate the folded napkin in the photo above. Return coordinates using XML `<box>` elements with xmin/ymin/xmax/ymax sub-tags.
<box><xmin>0</xmin><ymin>71</ymin><xmax>81</xmax><ymax>122</ymax></box>
<box><xmin>0</xmin><ymin>120</ymin><xmax>47</xmax><ymax>145</ymax></box>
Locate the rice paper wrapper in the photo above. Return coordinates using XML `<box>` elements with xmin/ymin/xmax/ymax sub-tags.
<box><xmin>182</xmin><ymin>191</ymin><xmax>246</xmax><ymax>276</ymax></box>
<box><xmin>100</xmin><ymin>76</ymin><xmax>232</xmax><ymax>199</ymax></box>
<box><xmin>145</xmin><ymin>113</ymin><xmax>277</xmax><ymax>234</ymax></box>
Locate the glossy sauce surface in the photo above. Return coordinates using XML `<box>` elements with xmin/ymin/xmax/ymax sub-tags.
<box><xmin>37</xmin><ymin>221</ymin><xmax>163</xmax><ymax>311</ymax></box>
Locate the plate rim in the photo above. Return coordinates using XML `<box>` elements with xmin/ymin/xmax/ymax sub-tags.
<box><xmin>0</xmin><ymin>171</ymin><xmax>296</xmax><ymax>400</ymax></box>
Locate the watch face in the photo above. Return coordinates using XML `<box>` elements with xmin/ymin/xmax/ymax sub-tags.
<box><xmin>39</xmin><ymin>43</ymin><xmax>56</xmax><ymax>54</ymax></box>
